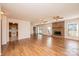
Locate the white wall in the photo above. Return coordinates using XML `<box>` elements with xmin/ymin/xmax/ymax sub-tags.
<box><xmin>65</xmin><ymin>19</ymin><xmax>79</xmax><ymax>40</ymax></box>
<box><xmin>30</xmin><ymin>23</ymin><xmax>34</xmax><ymax>35</ymax></box>
<box><xmin>37</xmin><ymin>23</ymin><xmax>52</xmax><ymax>35</ymax></box>
<box><xmin>2</xmin><ymin>15</ymin><xmax>9</xmax><ymax>45</ymax></box>
<box><xmin>2</xmin><ymin>16</ymin><xmax>31</xmax><ymax>45</ymax></box>
<box><xmin>18</xmin><ymin>20</ymin><xmax>30</xmax><ymax>39</ymax></box>
<box><xmin>43</xmin><ymin>24</ymin><xmax>52</xmax><ymax>35</ymax></box>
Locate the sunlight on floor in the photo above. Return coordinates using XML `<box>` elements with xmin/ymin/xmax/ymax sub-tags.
<box><xmin>47</xmin><ymin>37</ymin><xmax>53</xmax><ymax>48</ymax></box>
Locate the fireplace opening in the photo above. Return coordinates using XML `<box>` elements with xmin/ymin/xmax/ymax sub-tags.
<box><xmin>54</xmin><ymin>31</ymin><xmax>61</xmax><ymax>36</ymax></box>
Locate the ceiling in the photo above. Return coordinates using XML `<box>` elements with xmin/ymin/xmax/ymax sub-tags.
<box><xmin>1</xmin><ymin>3</ymin><xmax>79</xmax><ymax>23</ymax></box>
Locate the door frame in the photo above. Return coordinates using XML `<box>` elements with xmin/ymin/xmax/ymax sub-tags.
<box><xmin>9</xmin><ymin>22</ymin><xmax>18</xmax><ymax>42</ymax></box>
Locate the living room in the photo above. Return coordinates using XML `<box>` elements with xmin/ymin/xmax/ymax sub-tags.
<box><xmin>0</xmin><ymin>3</ymin><xmax>79</xmax><ymax>56</ymax></box>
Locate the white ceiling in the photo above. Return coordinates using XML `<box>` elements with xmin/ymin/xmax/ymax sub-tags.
<box><xmin>1</xmin><ymin>3</ymin><xmax>79</xmax><ymax>23</ymax></box>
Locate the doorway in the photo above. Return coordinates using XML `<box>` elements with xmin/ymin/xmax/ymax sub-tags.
<box><xmin>9</xmin><ymin>22</ymin><xmax>18</xmax><ymax>42</ymax></box>
<box><xmin>33</xmin><ymin>27</ymin><xmax>36</xmax><ymax>35</ymax></box>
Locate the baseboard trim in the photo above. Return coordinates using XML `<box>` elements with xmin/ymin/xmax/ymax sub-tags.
<box><xmin>65</xmin><ymin>38</ymin><xmax>79</xmax><ymax>41</ymax></box>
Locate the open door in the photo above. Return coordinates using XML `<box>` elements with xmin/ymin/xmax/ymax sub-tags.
<box><xmin>9</xmin><ymin>23</ymin><xmax>18</xmax><ymax>42</ymax></box>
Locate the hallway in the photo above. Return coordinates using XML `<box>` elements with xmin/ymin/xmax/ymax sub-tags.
<box><xmin>2</xmin><ymin>35</ymin><xmax>79</xmax><ymax>56</ymax></box>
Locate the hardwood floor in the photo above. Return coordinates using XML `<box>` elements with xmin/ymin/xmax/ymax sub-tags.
<box><xmin>2</xmin><ymin>34</ymin><xmax>79</xmax><ymax>56</ymax></box>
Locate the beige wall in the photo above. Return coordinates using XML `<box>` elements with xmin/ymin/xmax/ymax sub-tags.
<box><xmin>65</xmin><ymin>19</ymin><xmax>79</xmax><ymax>40</ymax></box>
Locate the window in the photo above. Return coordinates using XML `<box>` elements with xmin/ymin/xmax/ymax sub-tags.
<box><xmin>68</xmin><ymin>24</ymin><xmax>78</xmax><ymax>37</ymax></box>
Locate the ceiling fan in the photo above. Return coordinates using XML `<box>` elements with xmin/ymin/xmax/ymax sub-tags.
<box><xmin>40</xmin><ymin>19</ymin><xmax>48</xmax><ymax>23</ymax></box>
<box><xmin>53</xmin><ymin>16</ymin><xmax>64</xmax><ymax>20</ymax></box>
